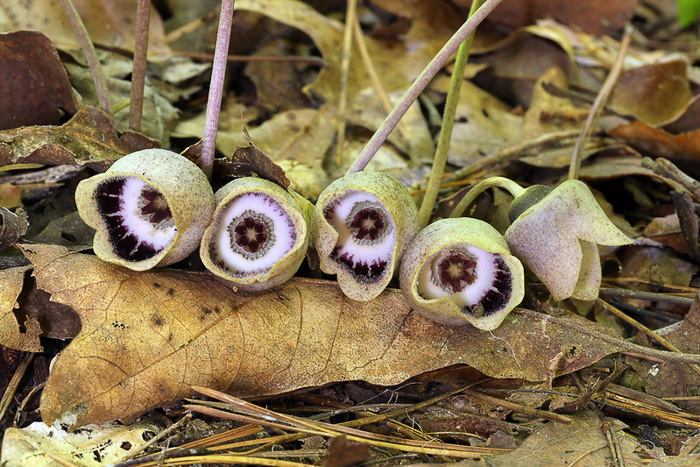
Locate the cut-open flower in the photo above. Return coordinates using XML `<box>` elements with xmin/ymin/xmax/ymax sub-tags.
<box><xmin>75</xmin><ymin>149</ymin><xmax>215</xmax><ymax>270</ymax></box>
<box><xmin>200</xmin><ymin>177</ymin><xmax>312</xmax><ymax>292</ymax></box>
<box><xmin>400</xmin><ymin>218</ymin><xmax>524</xmax><ymax>330</ymax></box>
<box><xmin>505</xmin><ymin>179</ymin><xmax>633</xmax><ymax>300</ymax></box>
<box><xmin>312</xmin><ymin>171</ymin><xmax>419</xmax><ymax>301</ymax></box>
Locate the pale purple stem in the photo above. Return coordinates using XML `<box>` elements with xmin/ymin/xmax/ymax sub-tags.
<box><xmin>346</xmin><ymin>0</ymin><xmax>504</xmax><ymax>174</ymax></box>
<box><xmin>129</xmin><ymin>0</ymin><xmax>151</xmax><ymax>131</ymax></box>
<box><xmin>201</xmin><ymin>0</ymin><xmax>236</xmax><ymax>180</ymax></box>
<box><xmin>58</xmin><ymin>0</ymin><xmax>111</xmax><ymax>112</ymax></box>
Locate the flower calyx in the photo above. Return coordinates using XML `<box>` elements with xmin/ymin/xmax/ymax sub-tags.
<box><xmin>75</xmin><ymin>149</ymin><xmax>215</xmax><ymax>270</ymax></box>
<box><xmin>312</xmin><ymin>171</ymin><xmax>419</xmax><ymax>301</ymax></box>
<box><xmin>505</xmin><ymin>179</ymin><xmax>633</xmax><ymax>300</ymax></box>
<box><xmin>400</xmin><ymin>218</ymin><xmax>525</xmax><ymax>331</ymax></box>
<box><xmin>199</xmin><ymin>177</ymin><xmax>312</xmax><ymax>292</ymax></box>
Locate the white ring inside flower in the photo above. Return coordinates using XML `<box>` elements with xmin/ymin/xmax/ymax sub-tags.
<box><xmin>112</xmin><ymin>177</ymin><xmax>177</xmax><ymax>252</ymax></box>
<box><xmin>210</xmin><ymin>192</ymin><xmax>296</xmax><ymax>275</ymax></box>
<box><xmin>417</xmin><ymin>245</ymin><xmax>499</xmax><ymax>309</ymax></box>
<box><xmin>325</xmin><ymin>191</ymin><xmax>396</xmax><ymax>279</ymax></box>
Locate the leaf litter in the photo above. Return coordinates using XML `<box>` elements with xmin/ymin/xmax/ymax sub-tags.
<box><xmin>3</xmin><ymin>0</ymin><xmax>700</xmax><ymax>465</ymax></box>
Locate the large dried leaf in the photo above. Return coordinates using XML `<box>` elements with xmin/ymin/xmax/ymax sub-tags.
<box><xmin>0</xmin><ymin>107</ymin><xmax>159</xmax><ymax>170</ymax></box>
<box><xmin>490</xmin><ymin>0</ymin><xmax>637</xmax><ymax>36</ymax></box>
<box><xmin>0</xmin><ymin>31</ymin><xmax>77</xmax><ymax>130</ymax></box>
<box><xmin>609</xmin><ymin>58</ymin><xmax>691</xmax><ymax>126</ymax></box>
<box><xmin>16</xmin><ymin>244</ymin><xmax>628</xmax><ymax>427</ymax></box>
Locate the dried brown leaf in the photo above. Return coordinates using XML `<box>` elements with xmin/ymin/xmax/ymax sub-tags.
<box><xmin>610</xmin><ymin>59</ymin><xmax>692</xmax><ymax>126</ymax></box>
<box><xmin>628</xmin><ymin>296</ymin><xmax>700</xmax><ymax>413</ymax></box>
<box><xmin>0</xmin><ymin>31</ymin><xmax>77</xmax><ymax>130</ymax></box>
<box><xmin>490</xmin><ymin>0</ymin><xmax>637</xmax><ymax>36</ymax></box>
<box><xmin>482</xmin><ymin>410</ymin><xmax>647</xmax><ymax>466</ymax></box>
<box><xmin>13</xmin><ymin>244</ymin><xmax>627</xmax><ymax>427</ymax></box>
<box><xmin>0</xmin><ymin>0</ymin><xmax>170</xmax><ymax>55</ymax></box>
<box><xmin>0</xmin><ymin>107</ymin><xmax>159</xmax><ymax>170</ymax></box>
<box><xmin>608</xmin><ymin>120</ymin><xmax>700</xmax><ymax>162</ymax></box>
<box><xmin>0</xmin><ymin>208</ymin><xmax>28</xmax><ymax>251</ymax></box>
<box><xmin>0</xmin><ymin>266</ymin><xmax>43</xmax><ymax>352</ymax></box>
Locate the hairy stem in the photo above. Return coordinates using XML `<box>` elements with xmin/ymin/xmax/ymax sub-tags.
<box><xmin>418</xmin><ymin>0</ymin><xmax>484</xmax><ymax>228</ymax></box>
<box><xmin>201</xmin><ymin>0</ymin><xmax>237</xmax><ymax>180</ymax></box>
<box><xmin>450</xmin><ymin>176</ymin><xmax>524</xmax><ymax>218</ymax></box>
<box><xmin>346</xmin><ymin>0</ymin><xmax>504</xmax><ymax>175</ymax></box>
<box><xmin>129</xmin><ymin>0</ymin><xmax>151</xmax><ymax>131</ymax></box>
<box><xmin>58</xmin><ymin>0</ymin><xmax>111</xmax><ymax>112</ymax></box>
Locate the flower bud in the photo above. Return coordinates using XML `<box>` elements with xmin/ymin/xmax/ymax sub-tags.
<box><xmin>505</xmin><ymin>179</ymin><xmax>633</xmax><ymax>300</ymax></box>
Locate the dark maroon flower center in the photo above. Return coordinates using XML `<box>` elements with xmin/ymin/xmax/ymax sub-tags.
<box><xmin>234</xmin><ymin>216</ymin><xmax>269</xmax><ymax>253</ymax></box>
<box><xmin>349</xmin><ymin>208</ymin><xmax>385</xmax><ymax>240</ymax></box>
<box><xmin>140</xmin><ymin>188</ymin><xmax>172</xmax><ymax>224</ymax></box>
<box><xmin>437</xmin><ymin>252</ymin><xmax>476</xmax><ymax>293</ymax></box>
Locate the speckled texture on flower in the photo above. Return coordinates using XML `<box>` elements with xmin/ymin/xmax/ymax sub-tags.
<box><xmin>75</xmin><ymin>149</ymin><xmax>215</xmax><ymax>270</ymax></box>
<box><xmin>505</xmin><ymin>179</ymin><xmax>633</xmax><ymax>300</ymax></box>
<box><xmin>200</xmin><ymin>177</ymin><xmax>312</xmax><ymax>292</ymax></box>
<box><xmin>400</xmin><ymin>218</ymin><xmax>525</xmax><ymax>331</ymax></box>
<box><xmin>311</xmin><ymin>171</ymin><xmax>419</xmax><ymax>301</ymax></box>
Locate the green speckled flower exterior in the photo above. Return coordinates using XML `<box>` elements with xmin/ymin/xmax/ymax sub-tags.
<box><xmin>311</xmin><ymin>171</ymin><xmax>419</xmax><ymax>301</ymax></box>
<box><xmin>200</xmin><ymin>177</ymin><xmax>311</xmax><ymax>292</ymax></box>
<box><xmin>75</xmin><ymin>149</ymin><xmax>215</xmax><ymax>270</ymax></box>
<box><xmin>400</xmin><ymin>218</ymin><xmax>525</xmax><ymax>331</ymax></box>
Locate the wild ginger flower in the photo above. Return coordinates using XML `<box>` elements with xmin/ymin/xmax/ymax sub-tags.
<box><xmin>400</xmin><ymin>217</ymin><xmax>525</xmax><ymax>330</ymax></box>
<box><xmin>504</xmin><ymin>179</ymin><xmax>633</xmax><ymax>300</ymax></box>
<box><xmin>75</xmin><ymin>149</ymin><xmax>215</xmax><ymax>270</ymax></box>
<box><xmin>312</xmin><ymin>171</ymin><xmax>419</xmax><ymax>301</ymax></box>
<box><xmin>200</xmin><ymin>177</ymin><xmax>312</xmax><ymax>292</ymax></box>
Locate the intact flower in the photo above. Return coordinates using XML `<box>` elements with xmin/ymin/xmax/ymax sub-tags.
<box><xmin>400</xmin><ymin>218</ymin><xmax>525</xmax><ymax>330</ymax></box>
<box><xmin>75</xmin><ymin>149</ymin><xmax>215</xmax><ymax>270</ymax></box>
<box><xmin>312</xmin><ymin>171</ymin><xmax>419</xmax><ymax>301</ymax></box>
<box><xmin>504</xmin><ymin>179</ymin><xmax>632</xmax><ymax>300</ymax></box>
<box><xmin>200</xmin><ymin>177</ymin><xmax>312</xmax><ymax>292</ymax></box>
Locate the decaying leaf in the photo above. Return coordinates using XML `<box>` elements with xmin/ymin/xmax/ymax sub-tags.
<box><xmin>610</xmin><ymin>58</ymin><xmax>692</xmax><ymax>126</ymax></box>
<box><xmin>0</xmin><ymin>0</ymin><xmax>171</xmax><ymax>56</ymax></box>
<box><xmin>226</xmin><ymin>143</ymin><xmax>291</xmax><ymax>189</ymax></box>
<box><xmin>482</xmin><ymin>410</ymin><xmax>649</xmax><ymax>466</ymax></box>
<box><xmin>0</xmin><ymin>107</ymin><xmax>159</xmax><ymax>170</ymax></box>
<box><xmin>0</xmin><ymin>265</ymin><xmax>43</xmax><ymax>352</ymax></box>
<box><xmin>489</xmin><ymin>0</ymin><xmax>637</xmax><ymax>36</ymax></box>
<box><xmin>608</xmin><ymin>120</ymin><xmax>700</xmax><ymax>162</ymax></box>
<box><xmin>0</xmin><ymin>31</ymin><xmax>77</xmax><ymax>130</ymax></box>
<box><xmin>0</xmin><ymin>419</ymin><xmax>159</xmax><ymax>466</ymax></box>
<box><xmin>12</xmin><ymin>244</ymin><xmax>628</xmax><ymax>427</ymax></box>
<box><xmin>0</xmin><ymin>207</ymin><xmax>28</xmax><ymax>251</ymax></box>
<box><xmin>628</xmin><ymin>296</ymin><xmax>700</xmax><ymax>413</ymax></box>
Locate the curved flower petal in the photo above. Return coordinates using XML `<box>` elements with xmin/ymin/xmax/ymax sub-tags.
<box><xmin>400</xmin><ymin>218</ymin><xmax>525</xmax><ymax>330</ymax></box>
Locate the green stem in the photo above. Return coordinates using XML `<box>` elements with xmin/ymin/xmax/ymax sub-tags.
<box><xmin>58</xmin><ymin>0</ymin><xmax>111</xmax><ymax>112</ymax></box>
<box><xmin>418</xmin><ymin>0</ymin><xmax>484</xmax><ymax>228</ymax></box>
<box><xmin>345</xmin><ymin>0</ymin><xmax>504</xmax><ymax>175</ymax></box>
<box><xmin>450</xmin><ymin>176</ymin><xmax>524</xmax><ymax>218</ymax></box>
